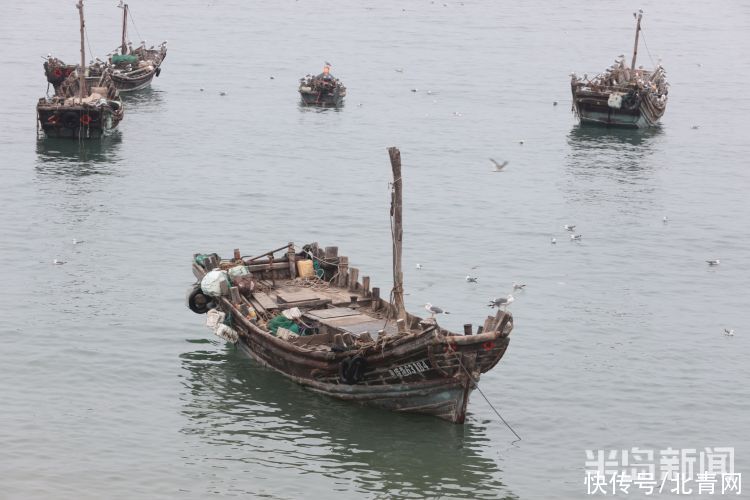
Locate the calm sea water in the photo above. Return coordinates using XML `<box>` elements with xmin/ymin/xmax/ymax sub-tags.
<box><xmin>1</xmin><ymin>1</ymin><xmax>749</xmax><ymax>499</ymax></box>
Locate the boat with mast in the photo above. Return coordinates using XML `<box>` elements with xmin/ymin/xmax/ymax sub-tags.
<box><xmin>36</xmin><ymin>0</ymin><xmax>124</xmax><ymax>139</ymax></box>
<box><xmin>43</xmin><ymin>1</ymin><xmax>166</xmax><ymax>94</ymax></box>
<box><xmin>570</xmin><ymin>11</ymin><xmax>668</xmax><ymax>128</ymax></box>
<box><xmin>185</xmin><ymin>148</ymin><xmax>515</xmax><ymax>424</ymax></box>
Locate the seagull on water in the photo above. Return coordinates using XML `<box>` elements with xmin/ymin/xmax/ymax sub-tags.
<box><xmin>551</xmin><ymin>237</ymin><xmax>557</xmax><ymax>244</ymax></box>
<box><xmin>706</xmin><ymin>259</ymin><xmax>720</xmax><ymax>266</ymax></box>
<box><xmin>512</xmin><ymin>282</ymin><xmax>526</xmax><ymax>291</ymax></box>
<box><xmin>466</xmin><ymin>275</ymin><xmax>478</xmax><ymax>283</ymax></box>
<box><xmin>663</xmin><ymin>216</ymin><xmax>668</xmax><ymax>223</ymax></box>
<box><xmin>490</xmin><ymin>158</ymin><xmax>509</xmax><ymax>172</ymax></box>
<box><xmin>416</xmin><ymin>263</ymin><xmax>423</xmax><ymax>270</ymax></box>
<box><xmin>553</xmin><ymin>101</ymin><xmax>558</xmax><ymax>106</ymax></box>
<box><xmin>72</xmin><ymin>238</ymin><xmax>85</xmax><ymax>245</ymax></box>
<box><xmin>394</xmin><ymin>68</ymin><xmax>404</xmax><ymax>73</ymax></box>
<box><xmin>425</xmin><ymin>303</ymin><xmax>449</xmax><ymax>316</ymax></box>
<box><xmin>723</xmin><ymin>328</ymin><xmax>735</xmax><ymax>336</ymax></box>
<box><xmin>570</xmin><ymin>234</ymin><xmax>582</xmax><ymax>241</ymax></box>
<box><xmin>563</xmin><ymin>224</ymin><xmax>576</xmax><ymax>231</ymax></box>
<box><xmin>488</xmin><ymin>294</ymin><xmax>514</xmax><ymax>309</ymax></box>
<box><xmin>52</xmin><ymin>259</ymin><xmax>66</xmax><ymax>265</ymax></box>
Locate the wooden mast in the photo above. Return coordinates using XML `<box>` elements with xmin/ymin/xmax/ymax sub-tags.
<box><xmin>388</xmin><ymin>147</ymin><xmax>407</xmax><ymax>331</ymax></box>
<box><xmin>121</xmin><ymin>3</ymin><xmax>128</xmax><ymax>55</ymax></box>
<box><xmin>77</xmin><ymin>0</ymin><xmax>86</xmax><ymax>100</ymax></box>
<box><xmin>630</xmin><ymin>10</ymin><xmax>643</xmax><ymax>72</ymax></box>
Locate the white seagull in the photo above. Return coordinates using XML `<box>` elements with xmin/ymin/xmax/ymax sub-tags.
<box><xmin>72</xmin><ymin>238</ymin><xmax>85</xmax><ymax>245</ymax></box>
<box><xmin>488</xmin><ymin>295</ymin><xmax>514</xmax><ymax>309</ymax></box>
<box><xmin>416</xmin><ymin>263</ymin><xmax>423</xmax><ymax>270</ymax></box>
<box><xmin>723</xmin><ymin>328</ymin><xmax>735</xmax><ymax>336</ymax></box>
<box><xmin>512</xmin><ymin>282</ymin><xmax>526</xmax><ymax>291</ymax></box>
<box><xmin>570</xmin><ymin>234</ymin><xmax>582</xmax><ymax>241</ymax></box>
<box><xmin>425</xmin><ymin>303</ymin><xmax>449</xmax><ymax>316</ymax></box>
<box><xmin>563</xmin><ymin>224</ymin><xmax>576</xmax><ymax>231</ymax></box>
<box><xmin>465</xmin><ymin>275</ymin><xmax>478</xmax><ymax>283</ymax></box>
<box><xmin>551</xmin><ymin>237</ymin><xmax>557</xmax><ymax>244</ymax></box>
<box><xmin>490</xmin><ymin>158</ymin><xmax>509</xmax><ymax>172</ymax></box>
<box><xmin>52</xmin><ymin>259</ymin><xmax>66</xmax><ymax>265</ymax></box>
<box><xmin>706</xmin><ymin>259</ymin><xmax>720</xmax><ymax>266</ymax></box>
<box><xmin>662</xmin><ymin>216</ymin><xmax>668</xmax><ymax>223</ymax></box>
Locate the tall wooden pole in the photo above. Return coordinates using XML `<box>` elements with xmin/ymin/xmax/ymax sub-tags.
<box><xmin>630</xmin><ymin>11</ymin><xmax>643</xmax><ymax>72</ymax></box>
<box><xmin>121</xmin><ymin>3</ymin><xmax>128</xmax><ymax>55</ymax></box>
<box><xmin>77</xmin><ymin>0</ymin><xmax>86</xmax><ymax>100</ymax></box>
<box><xmin>388</xmin><ymin>147</ymin><xmax>407</xmax><ymax>329</ymax></box>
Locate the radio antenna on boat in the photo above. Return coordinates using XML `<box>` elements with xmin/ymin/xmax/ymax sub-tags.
<box><xmin>76</xmin><ymin>0</ymin><xmax>86</xmax><ymax>101</ymax></box>
<box><xmin>630</xmin><ymin>9</ymin><xmax>643</xmax><ymax>71</ymax></box>
<box><xmin>388</xmin><ymin>147</ymin><xmax>407</xmax><ymax>332</ymax></box>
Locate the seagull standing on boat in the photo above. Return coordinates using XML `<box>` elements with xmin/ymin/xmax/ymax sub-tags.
<box><xmin>488</xmin><ymin>295</ymin><xmax>514</xmax><ymax>309</ymax></box>
<box><xmin>490</xmin><ymin>158</ymin><xmax>508</xmax><ymax>172</ymax></box>
<box><xmin>466</xmin><ymin>275</ymin><xmax>478</xmax><ymax>283</ymax></box>
<box><xmin>425</xmin><ymin>303</ymin><xmax>449</xmax><ymax>317</ymax></box>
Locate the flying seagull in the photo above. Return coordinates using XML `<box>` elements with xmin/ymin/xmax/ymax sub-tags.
<box><xmin>425</xmin><ymin>303</ymin><xmax>449</xmax><ymax>316</ymax></box>
<box><xmin>490</xmin><ymin>158</ymin><xmax>509</xmax><ymax>172</ymax></box>
<box><xmin>563</xmin><ymin>224</ymin><xmax>576</xmax><ymax>231</ymax></box>
<box><xmin>465</xmin><ymin>275</ymin><xmax>478</xmax><ymax>283</ymax></box>
<box><xmin>512</xmin><ymin>282</ymin><xmax>526</xmax><ymax>291</ymax></box>
<box><xmin>488</xmin><ymin>295</ymin><xmax>514</xmax><ymax>309</ymax></box>
<box><xmin>723</xmin><ymin>328</ymin><xmax>735</xmax><ymax>336</ymax></box>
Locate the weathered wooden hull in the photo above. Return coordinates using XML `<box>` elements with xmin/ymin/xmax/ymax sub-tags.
<box><xmin>299</xmin><ymin>88</ymin><xmax>346</xmax><ymax>107</ymax></box>
<box><xmin>37</xmin><ymin>100</ymin><xmax>123</xmax><ymax>139</ymax></box>
<box><xmin>571</xmin><ymin>85</ymin><xmax>666</xmax><ymax>128</ymax></box>
<box><xmin>188</xmin><ymin>244</ymin><xmax>513</xmax><ymax>424</ymax></box>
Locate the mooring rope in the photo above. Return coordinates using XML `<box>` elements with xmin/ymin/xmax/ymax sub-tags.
<box><xmin>455</xmin><ymin>356</ymin><xmax>521</xmax><ymax>443</ymax></box>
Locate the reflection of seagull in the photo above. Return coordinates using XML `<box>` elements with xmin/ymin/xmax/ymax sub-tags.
<box><xmin>563</xmin><ymin>224</ymin><xmax>576</xmax><ymax>231</ymax></box>
<box><xmin>52</xmin><ymin>259</ymin><xmax>66</xmax><ymax>265</ymax></box>
<box><xmin>488</xmin><ymin>295</ymin><xmax>514</xmax><ymax>309</ymax></box>
<box><xmin>490</xmin><ymin>158</ymin><xmax>508</xmax><ymax>172</ymax></box>
<box><xmin>416</xmin><ymin>263</ymin><xmax>423</xmax><ymax>270</ymax></box>
<box><xmin>724</xmin><ymin>328</ymin><xmax>735</xmax><ymax>336</ymax></box>
<box><xmin>512</xmin><ymin>282</ymin><xmax>526</xmax><ymax>291</ymax></box>
<box><xmin>465</xmin><ymin>275</ymin><xmax>478</xmax><ymax>283</ymax></box>
<box><xmin>425</xmin><ymin>303</ymin><xmax>449</xmax><ymax>316</ymax></box>
<box><xmin>706</xmin><ymin>259</ymin><xmax>720</xmax><ymax>266</ymax></box>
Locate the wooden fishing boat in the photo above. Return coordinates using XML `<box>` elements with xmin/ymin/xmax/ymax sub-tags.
<box><xmin>43</xmin><ymin>2</ymin><xmax>166</xmax><ymax>94</ymax></box>
<box><xmin>299</xmin><ymin>64</ymin><xmax>346</xmax><ymax>107</ymax></box>
<box><xmin>571</xmin><ymin>11</ymin><xmax>668</xmax><ymax>128</ymax></box>
<box><xmin>185</xmin><ymin>148</ymin><xmax>514</xmax><ymax>424</ymax></box>
<box><xmin>37</xmin><ymin>1</ymin><xmax>124</xmax><ymax>139</ymax></box>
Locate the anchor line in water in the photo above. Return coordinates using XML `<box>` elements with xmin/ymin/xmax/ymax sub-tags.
<box><xmin>455</xmin><ymin>354</ymin><xmax>522</xmax><ymax>443</ymax></box>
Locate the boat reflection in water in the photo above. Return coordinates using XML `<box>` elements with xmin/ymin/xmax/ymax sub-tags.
<box><xmin>179</xmin><ymin>343</ymin><xmax>517</xmax><ymax>499</ymax></box>
<box><xmin>35</xmin><ymin>135</ymin><xmax>122</xmax><ymax>177</ymax></box>
<box><xmin>566</xmin><ymin>125</ymin><xmax>663</xmax><ymax>178</ymax></box>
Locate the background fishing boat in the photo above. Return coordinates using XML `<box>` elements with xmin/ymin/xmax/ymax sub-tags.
<box><xmin>299</xmin><ymin>63</ymin><xmax>346</xmax><ymax>107</ymax></box>
<box><xmin>570</xmin><ymin>11</ymin><xmax>668</xmax><ymax>128</ymax></box>
<box><xmin>43</xmin><ymin>1</ymin><xmax>166</xmax><ymax>94</ymax></box>
<box><xmin>37</xmin><ymin>0</ymin><xmax>124</xmax><ymax>139</ymax></box>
